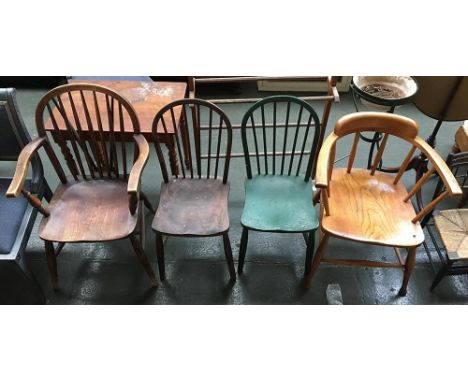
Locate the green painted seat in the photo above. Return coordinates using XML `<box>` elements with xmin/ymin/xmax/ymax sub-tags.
<box><xmin>241</xmin><ymin>175</ymin><xmax>318</xmax><ymax>232</ymax></box>
<box><xmin>238</xmin><ymin>95</ymin><xmax>323</xmax><ymax>277</ymax></box>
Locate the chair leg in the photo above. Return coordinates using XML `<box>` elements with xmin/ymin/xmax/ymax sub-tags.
<box><xmin>140</xmin><ymin>192</ymin><xmax>155</xmax><ymax>213</ymax></box>
<box><xmin>129</xmin><ymin>234</ymin><xmax>158</xmax><ymax>287</ymax></box>
<box><xmin>222</xmin><ymin>233</ymin><xmax>236</xmax><ymax>281</ymax></box>
<box><xmin>44</xmin><ymin>240</ymin><xmax>58</xmax><ymax>290</ymax></box>
<box><xmin>155</xmin><ymin>232</ymin><xmax>166</xmax><ymax>281</ymax></box>
<box><xmin>303</xmin><ymin>231</ymin><xmax>315</xmax><ymax>278</ymax></box>
<box><xmin>303</xmin><ymin>233</ymin><xmax>330</xmax><ymax>288</ymax></box>
<box><xmin>238</xmin><ymin>227</ymin><xmax>249</xmax><ymax>274</ymax></box>
<box><xmin>399</xmin><ymin>247</ymin><xmax>417</xmax><ymax>296</ymax></box>
<box><xmin>430</xmin><ymin>262</ymin><xmax>451</xmax><ymax>291</ymax></box>
<box><xmin>138</xmin><ymin>204</ymin><xmax>146</xmax><ymax>251</ymax></box>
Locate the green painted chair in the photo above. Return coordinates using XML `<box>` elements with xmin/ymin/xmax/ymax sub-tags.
<box><xmin>238</xmin><ymin>95</ymin><xmax>322</xmax><ymax>277</ymax></box>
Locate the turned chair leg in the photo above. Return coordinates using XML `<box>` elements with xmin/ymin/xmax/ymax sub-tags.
<box><xmin>303</xmin><ymin>233</ymin><xmax>330</xmax><ymax>288</ymax></box>
<box><xmin>129</xmin><ymin>234</ymin><xmax>158</xmax><ymax>287</ymax></box>
<box><xmin>303</xmin><ymin>231</ymin><xmax>316</xmax><ymax>278</ymax></box>
<box><xmin>399</xmin><ymin>247</ymin><xmax>417</xmax><ymax>296</ymax></box>
<box><xmin>430</xmin><ymin>262</ymin><xmax>452</xmax><ymax>292</ymax></box>
<box><xmin>44</xmin><ymin>240</ymin><xmax>58</xmax><ymax>290</ymax></box>
<box><xmin>222</xmin><ymin>233</ymin><xmax>236</xmax><ymax>281</ymax></box>
<box><xmin>155</xmin><ymin>232</ymin><xmax>166</xmax><ymax>281</ymax></box>
<box><xmin>238</xmin><ymin>227</ymin><xmax>249</xmax><ymax>274</ymax></box>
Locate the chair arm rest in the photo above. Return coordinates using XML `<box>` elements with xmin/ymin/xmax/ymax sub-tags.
<box><xmin>6</xmin><ymin>137</ymin><xmax>47</xmax><ymax>197</ymax></box>
<box><xmin>414</xmin><ymin>136</ymin><xmax>463</xmax><ymax>196</ymax></box>
<box><xmin>128</xmin><ymin>134</ymin><xmax>150</xmax><ymax>195</ymax></box>
<box><xmin>315</xmin><ymin>132</ymin><xmax>339</xmax><ymax>189</ymax></box>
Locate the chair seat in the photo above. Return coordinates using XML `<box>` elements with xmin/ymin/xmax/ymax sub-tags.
<box><xmin>434</xmin><ymin>209</ymin><xmax>468</xmax><ymax>261</ymax></box>
<box><xmin>0</xmin><ymin>178</ymin><xmax>30</xmax><ymax>254</ymax></box>
<box><xmin>152</xmin><ymin>178</ymin><xmax>229</xmax><ymax>236</ymax></box>
<box><xmin>241</xmin><ymin>175</ymin><xmax>318</xmax><ymax>232</ymax></box>
<box><xmin>38</xmin><ymin>179</ymin><xmax>138</xmax><ymax>243</ymax></box>
<box><xmin>322</xmin><ymin>168</ymin><xmax>425</xmax><ymax>247</ymax></box>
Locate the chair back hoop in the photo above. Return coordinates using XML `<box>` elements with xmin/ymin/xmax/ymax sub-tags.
<box><xmin>35</xmin><ymin>83</ymin><xmax>140</xmax><ymax>182</ymax></box>
<box><xmin>151</xmin><ymin>98</ymin><xmax>233</xmax><ymax>184</ymax></box>
<box><xmin>240</xmin><ymin>95</ymin><xmax>321</xmax><ymax>181</ymax></box>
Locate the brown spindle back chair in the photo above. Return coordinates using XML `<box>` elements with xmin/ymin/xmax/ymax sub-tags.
<box><xmin>304</xmin><ymin>112</ymin><xmax>462</xmax><ymax>296</ymax></box>
<box><xmin>7</xmin><ymin>83</ymin><xmax>157</xmax><ymax>289</ymax></box>
<box><xmin>150</xmin><ymin>98</ymin><xmax>236</xmax><ymax>283</ymax></box>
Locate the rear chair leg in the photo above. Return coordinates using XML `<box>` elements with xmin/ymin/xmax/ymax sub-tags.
<box><xmin>155</xmin><ymin>232</ymin><xmax>166</xmax><ymax>281</ymax></box>
<box><xmin>303</xmin><ymin>233</ymin><xmax>330</xmax><ymax>288</ymax></box>
<box><xmin>430</xmin><ymin>262</ymin><xmax>451</xmax><ymax>292</ymax></box>
<box><xmin>130</xmin><ymin>234</ymin><xmax>158</xmax><ymax>287</ymax></box>
<box><xmin>238</xmin><ymin>227</ymin><xmax>249</xmax><ymax>274</ymax></box>
<box><xmin>399</xmin><ymin>247</ymin><xmax>417</xmax><ymax>296</ymax></box>
<box><xmin>303</xmin><ymin>231</ymin><xmax>315</xmax><ymax>278</ymax></box>
<box><xmin>223</xmin><ymin>233</ymin><xmax>236</xmax><ymax>281</ymax></box>
<box><xmin>44</xmin><ymin>240</ymin><xmax>58</xmax><ymax>290</ymax></box>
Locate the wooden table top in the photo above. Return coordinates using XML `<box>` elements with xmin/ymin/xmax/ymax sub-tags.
<box><xmin>45</xmin><ymin>80</ymin><xmax>187</xmax><ymax>136</ymax></box>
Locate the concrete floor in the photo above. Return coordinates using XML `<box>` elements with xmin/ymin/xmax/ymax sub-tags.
<box><xmin>5</xmin><ymin>82</ymin><xmax>468</xmax><ymax>304</ymax></box>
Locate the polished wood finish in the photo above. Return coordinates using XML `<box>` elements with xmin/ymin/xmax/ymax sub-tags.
<box><xmin>6</xmin><ymin>137</ymin><xmax>46</xmax><ymax>197</ymax></box>
<box><xmin>305</xmin><ymin>112</ymin><xmax>462</xmax><ymax>295</ymax></box>
<box><xmin>323</xmin><ymin>168</ymin><xmax>425</xmax><ymax>247</ymax></box>
<box><xmin>9</xmin><ymin>83</ymin><xmax>158</xmax><ymax>288</ymax></box>
<box><xmin>151</xmin><ymin>99</ymin><xmax>235</xmax><ymax>282</ymax></box>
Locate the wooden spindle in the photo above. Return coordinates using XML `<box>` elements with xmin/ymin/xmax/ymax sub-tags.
<box><xmin>272</xmin><ymin>101</ymin><xmax>277</xmax><ymax>175</ymax></box>
<box><xmin>193</xmin><ymin>103</ymin><xmax>202</xmax><ymax>179</ymax></box>
<box><xmin>393</xmin><ymin>146</ymin><xmax>417</xmax><ymax>184</ymax></box>
<box><xmin>288</xmin><ymin>105</ymin><xmax>303</xmax><ymax>176</ymax></box>
<box><xmin>118</xmin><ymin>102</ymin><xmax>127</xmax><ymax>177</ymax></box>
<box><xmin>93</xmin><ymin>91</ymin><xmax>111</xmax><ymax>177</ymax></box>
<box><xmin>207</xmin><ymin>108</ymin><xmax>213</xmax><ymax>178</ymax></box>
<box><xmin>281</xmin><ymin>101</ymin><xmax>291</xmax><ymax>175</ymax></box>
<box><xmin>261</xmin><ymin>104</ymin><xmax>268</xmax><ymax>174</ymax></box>
<box><xmin>214</xmin><ymin>117</ymin><xmax>223</xmax><ymax>179</ymax></box>
<box><xmin>347</xmin><ymin>133</ymin><xmax>360</xmax><ymax>173</ymax></box>
<box><xmin>404</xmin><ymin>167</ymin><xmax>436</xmax><ymax>202</ymax></box>
<box><xmin>21</xmin><ymin>189</ymin><xmax>49</xmax><ymax>216</ymax></box>
<box><xmin>168</xmin><ymin>110</ymin><xmax>186</xmax><ymax>178</ymax></box>
<box><xmin>80</xmin><ymin>90</ymin><xmax>103</xmax><ymax>177</ymax></box>
<box><xmin>412</xmin><ymin>190</ymin><xmax>449</xmax><ymax>223</ymax></box>
<box><xmin>370</xmin><ymin>133</ymin><xmax>389</xmax><ymax>175</ymax></box>
<box><xmin>250</xmin><ymin>114</ymin><xmax>261</xmax><ymax>175</ymax></box>
<box><xmin>182</xmin><ymin>104</ymin><xmax>194</xmax><ymax>178</ymax></box>
<box><xmin>106</xmin><ymin>95</ymin><xmax>119</xmax><ymax>178</ymax></box>
<box><xmin>321</xmin><ymin>188</ymin><xmax>330</xmax><ymax>216</ymax></box>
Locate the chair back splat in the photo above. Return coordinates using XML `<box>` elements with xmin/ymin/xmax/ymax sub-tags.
<box><xmin>241</xmin><ymin>95</ymin><xmax>322</xmax><ymax>181</ymax></box>
<box><xmin>35</xmin><ymin>83</ymin><xmax>140</xmax><ymax>183</ymax></box>
<box><xmin>152</xmin><ymin>98</ymin><xmax>232</xmax><ymax>184</ymax></box>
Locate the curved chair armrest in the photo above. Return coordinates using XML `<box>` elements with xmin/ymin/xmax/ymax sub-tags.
<box><xmin>6</xmin><ymin>137</ymin><xmax>47</xmax><ymax>197</ymax></box>
<box><xmin>315</xmin><ymin>132</ymin><xmax>339</xmax><ymax>189</ymax></box>
<box><xmin>128</xmin><ymin>134</ymin><xmax>150</xmax><ymax>195</ymax></box>
<box><xmin>414</xmin><ymin>136</ymin><xmax>462</xmax><ymax>196</ymax></box>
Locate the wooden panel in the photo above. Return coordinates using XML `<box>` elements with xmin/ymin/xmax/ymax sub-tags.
<box><xmin>152</xmin><ymin>178</ymin><xmax>229</xmax><ymax>236</ymax></box>
<box><xmin>38</xmin><ymin>178</ymin><xmax>138</xmax><ymax>242</ymax></box>
<box><xmin>322</xmin><ymin>168</ymin><xmax>425</xmax><ymax>247</ymax></box>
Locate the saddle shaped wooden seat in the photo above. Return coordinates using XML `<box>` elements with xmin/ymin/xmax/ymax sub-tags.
<box><xmin>152</xmin><ymin>178</ymin><xmax>229</xmax><ymax>236</ymax></box>
<box><xmin>323</xmin><ymin>168</ymin><xmax>424</xmax><ymax>247</ymax></box>
<box><xmin>38</xmin><ymin>178</ymin><xmax>139</xmax><ymax>243</ymax></box>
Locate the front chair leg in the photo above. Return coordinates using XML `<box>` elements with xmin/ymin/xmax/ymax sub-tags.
<box><xmin>222</xmin><ymin>233</ymin><xmax>236</xmax><ymax>281</ymax></box>
<box><xmin>238</xmin><ymin>227</ymin><xmax>249</xmax><ymax>274</ymax></box>
<box><xmin>303</xmin><ymin>231</ymin><xmax>315</xmax><ymax>278</ymax></box>
<box><xmin>399</xmin><ymin>247</ymin><xmax>417</xmax><ymax>296</ymax></box>
<box><xmin>430</xmin><ymin>261</ymin><xmax>452</xmax><ymax>292</ymax></box>
<box><xmin>129</xmin><ymin>234</ymin><xmax>158</xmax><ymax>287</ymax></box>
<box><xmin>44</xmin><ymin>240</ymin><xmax>58</xmax><ymax>290</ymax></box>
<box><xmin>155</xmin><ymin>232</ymin><xmax>166</xmax><ymax>281</ymax></box>
<box><xmin>303</xmin><ymin>232</ymin><xmax>330</xmax><ymax>288</ymax></box>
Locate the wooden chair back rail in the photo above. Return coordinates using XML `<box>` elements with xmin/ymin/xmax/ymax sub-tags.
<box><xmin>36</xmin><ymin>83</ymin><xmax>140</xmax><ymax>182</ymax></box>
<box><xmin>153</xmin><ymin>98</ymin><xmax>233</xmax><ymax>183</ymax></box>
<box><xmin>241</xmin><ymin>95</ymin><xmax>321</xmax><ymax>180</ymax></box>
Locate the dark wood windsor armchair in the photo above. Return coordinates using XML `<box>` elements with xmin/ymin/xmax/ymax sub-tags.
<box><xmin>151</xmin><ymin>98</ymin><xmax>236</xmax><ymax>282</ymax></box>
<box><xmin>238</xmin><ymin>95</ymin><xmax>322</xmax><ymax>277</ymax></box>
<box><xmin>6</xmin><ymin>83</ymin><xmax>157</xmax><ymax>289</ymax></box>
<box><xmin>304</xmin><ymin>112</ymin><xmax>462</xmax><ymax>296</ymax></box>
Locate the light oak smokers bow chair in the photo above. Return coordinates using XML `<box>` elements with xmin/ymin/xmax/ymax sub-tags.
<box><xmin>304</xmin><ymin>112</ymin><xmax>462</xmax><ymax>296</ymax></box>
<box><xmin>151</xmin><ymin>99</ymin><xmax>236</xmax><ymax>282</ymax></box>
<box><xmin>6</xmin><ymin>83</ymin><xmax>157</xmax><ymax>289</ymax></box>
<box><xmin>238</xmin><ymin>95</ymin><xmax>322</xmax><ymax>277</ymax></box>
